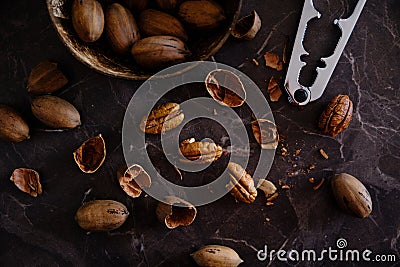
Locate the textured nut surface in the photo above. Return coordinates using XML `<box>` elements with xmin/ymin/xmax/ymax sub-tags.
<box><xmin>131</xmin><ymin>35</ymin><xmax>190</xmax><ymax>69</ymax></box>
<box><xmin>0</xmin><ymin>105</ymin><xmax>30</xmax><ymax>142</ymax></box>
<box><xmin>105</xmin><ymin>3</ymin><xmax>140</xmax><ymax>54</ymax></box>
<box><xmin>73</xmin><ymin>134</ymin><xmax>106</xmax><ymax>173</ymax></box>
<box><xmin>251</xmin><ymin>119</ymin><xmax>279</xmax><ymax>149</ymax></box>
<box><xmin>191</xmin><ymin>245</ymin><xmax>244</xmax><ymax>267</ymax></box>
<box><xmin>318</xmin><ymin>94</ymin><xmax>353</xmax><ymax>137</ymax></box>
<box><xmin>117</xmin><ymin>164</ymin><xmax>151</xmax><ymax>198</ymax></box>
<box><xmin>122</xmin><ymin>0</ymin><xmax>147</xmax><ymax>12</ymax></box>
<box><xmin>72</xmin><ymin>0</ymin><xmax>104</xmax><ymax>42</ymax></box>
<box><xmin>179</xmin><ymin>138</ymin><xmax>223</xmax><ymax>164</ymax></box>
<box><xmin>156</xmin><ymin>196</ymin><xmax>197</xmax><ymax>229</ymax></box>
<box><xmin>331</xmin><ymin>173</ymin><xmax>372</xmax><ymax>218</ymax></box>
<box><xmin>205</xmin><ymin>69</ymin><xmax>246</xmax><ymax>107</ymax></box>
<box><xmin>226</xmin><ymin>162</ymin><xmax>257</xmax><ymax>204</ymax></box>
<box><xmin>26</xmin><ymin>61</ymin><xmax>68</xmax><ymax>94</ymax></box>
<box><xmin>139</xmin><ymin>9</ymin><xmax>187</xmax><ymax>41</ymax></box>
<box><xmin>31</xmin><ymin>95</ymin><xmax>81</xmax><ymax>129</ymax></box>
<box><xmin>140</xmin><ymin>102</ymin><xmax>184</xmax><ymax>134</ymax></box>
<box><xmin>178</xmin><ymin>0</ymin><xmax>226</xmax><ymax>31</ymax></box>
<box><xmin>155</xmin><ymin>0</ymin><xmax>181</xmax><ymax>12</ymax></box>
<box><xmin>10</xmin><ymin>168</ymin><xmax>42</xmax><ymax>197</ymax></box>
<box><xmin>75</xmin><ymin>200</ymin><xmax>129</xmax><ymax>231</ymax></box>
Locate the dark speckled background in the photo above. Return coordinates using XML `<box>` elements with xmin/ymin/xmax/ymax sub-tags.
<box><xmin>0</xmin><ymin>0</ymin><xmax>399</xmax><ymax>266</ymax></box>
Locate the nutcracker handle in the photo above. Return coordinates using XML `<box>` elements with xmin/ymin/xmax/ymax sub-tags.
<box><xmin>284</xmin><ymin>0</ymin><xmax>367</xmax><ymax>106</ymax></box>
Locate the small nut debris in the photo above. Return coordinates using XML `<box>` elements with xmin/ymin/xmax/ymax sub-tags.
<box><xmin>140</xmin><ymin>102</ymin><xmax>184</xmax><ymax>134</ymax></box>
<box><xmin>191</xmin><ymin>245</ymin><xmax>243</xmax><ymax>267</ymax></box>
<box><xmin>205</xmin><ymin>69</ymin><xmax>246</xmax><ymax>107</ymax></box>
<box><xmin>26</xmin><ymin>61</ymin><xmax>68</xmax><ymax>94</ymax></box>
<box><xmin>295</xmin><ymin>149</ymin><xmax>301</xmax><ymax>156</ymax></box>
<box><xmin>75</xmin><ymin>200</ymin><xmax>129</xmax><ymax>232</ymax></box>
<box><xmin>257</xmin><ymin>179</ymin><xmax>278</xmax><ymax>202</ymax></box>
<box><xmin>0</xmin><ymin>105</ymin><xmax>30</xmax><ymax>142</ymax></box>
<box><xmin>318</xmin><ymin>94</ymin><xmax>353</xmax><ymax>137</ymax></box>
<box><xmin>331</xmin><ymin>173</ymin><xmax>372</xmax><ymax>218</ymax></box>
<box><xmin>31</xmin><ymin>95</ymin><xmax>81</xmax><ymax>129</ymax></box>
<box><xmin>156</xmin><ymin>196</ymin><xmax>197</xmax><ymax>229</ymax></box>
<box><xmin>179</xmin><ymin>138</ymin><xmax>223</xmax><ymax>164</ymax></box>
<box><xmin>252</xmin><ymin>59</ymin><xmax>259</xmax><ymax>66</ymax></box>
<box><xmin>251</xmin><ymin>119</ymin><xmax>279</xmax><ymax>149</ymax></box>
<box><xmin>10</xmin><ymin>168</ymin><xmax>42</xmax><ymax>197</ymax></box>
<box><xmin>281</xmin><ymin>185</ymin><xmax>290</xmax><ymax>190</ymax></box>
<box><xmin>231</xmin><ymin>10</ymin><xmax>262</xmax><ymax>40</ymax></box>
<box><xmin>308</xmin><ymin>177</ymin><xmax>315</xmax><ymax>183</ymax></box>
<box><xmin>266</xmin><ymin>201</ymin><xmax>274</xmax><ymax>206</ymax></box>
<box><xmin>319</xmin><ymin>148</ymin><xmax>329</xmax><ymax>159</ymax></box>
<box><xmin>117</xmin><ymin>164</ymin><xmax>151</xmax><ymax>198</ymax></box>
<box><xmin>265</xmin><ymin>217</ymin><xmax>271</xmax><ymax>222</ymax></box>
<box><xmin>313</xmin><ymin>178</ymin><xmax>325</xmax><ymax>190</ymax></box>
<box><xmin>267</xmin><ymin>76</ymin><xmax>282</xmax><ymax>102</ymax></box>
<box><xmin>73</xmin><ymin>134</ymin><xmax>106</xmax><ymax>173</ymax></box>
<box><xmin>264</xmin><ymin>52</ymin><xmax>283</xmax><ymax>71</ymax></box>
<box><xmin>226</xmin><ymin>162</ymin><xmax>257</xmax><ymax>204</ymax></box>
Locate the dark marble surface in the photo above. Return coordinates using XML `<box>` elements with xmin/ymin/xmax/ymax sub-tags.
<box><xmin>0</xmin><ymin>0</ymin><xmax>399</xmax><ymax>266</ymax></box>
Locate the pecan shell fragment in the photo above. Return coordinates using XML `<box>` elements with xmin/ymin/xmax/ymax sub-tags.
<box><xmin>205</xmin><ymin>69</ymin><xmax>246</xmax><ymax>107</ymax></box>
<box><xmin>117</xmin><ymin>164</ymin><xmax>151</xmax><ymax>198</ymax></box>
<box><xmin>156</xmin><ymin>196</ymin><xmax>197</xmax><ymax>229</ymax></box>
<box><xmin>251</xmin><ymin>119</ymin><xmax>278</xmax><ymax>149</ymax></box>
<box><xmin>10</xmin><ymin>168</ymin><xmax>42</xmax><ymax>197</ymax></box>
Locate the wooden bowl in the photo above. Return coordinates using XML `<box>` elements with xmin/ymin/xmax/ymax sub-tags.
<box><xmin>46</xmin><ymin>0</ymin><xmax>242</xmax><ymax>80</ymax></box>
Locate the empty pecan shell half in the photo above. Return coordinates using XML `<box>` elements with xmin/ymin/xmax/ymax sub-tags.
<box><xmin>117</xmin><ymin>164</ymin><xmax>151</xmax><ymax>198</ymax></box>
<box><xmin>226</xmin><ymin>162</ymin><xmax>257</xmax><ymax>204</ymax></box>
<box><xmin>156</xmin><ymin>196</ymin><xmax>197</xmax><ymax>229</ymax></box>
<box><xmin>257</xmin><ymin>179</ymin><xmax>278</xmax><ymax>202</ymax></box>
<box><xmin>73</xmin><ymin>134</ymin><xmax>106</xmax><ymax>173</ymax></box>
<box><xmin>318</xmin><ymin>94</ymin><xmax>353</xmax><ymax>137</ymax></box>
<box><xmin>251</xmin><ymin>119</ymin><xmax>278</xmax><ymax>149</ymax></box>
<box><xmin>10</xmin><ymin>168</ymin><xmax>42</xmax><ymax>197</ymax></box>
<box><xmin>179</xmin><ymin>138</ymin><xmax>223</xmax><ymax>164</ymax></box>
<box><xmin>140</xmin><ymin>102</ymin><xmax>184</xmax><ymax>134</ymax></box>
<box><xmin>231</xmin><ymin>10</ymin><xmax>261</xmax><ymax>40</ymax></box>
<box><xmin>205</xmin><ymin>69</ymin><xmax>246</xmax><ymax>107</ymax></box>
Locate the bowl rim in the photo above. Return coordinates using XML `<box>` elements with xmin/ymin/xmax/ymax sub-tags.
<box><xmin>46</xmin><ymin>0</ymin><xmax>243</xmax><ymax>81</ymax></box>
